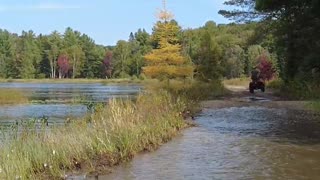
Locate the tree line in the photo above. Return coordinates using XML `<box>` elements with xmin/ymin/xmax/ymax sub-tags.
<box><xmin>0</xmin><ymin>16</ymin><xmax>278</xmax><ymax>81</ymax></box>
<box><xmin>219</xmin><ymin>0</ymin><xmax>320</xmax><ymax>84</ymax></box>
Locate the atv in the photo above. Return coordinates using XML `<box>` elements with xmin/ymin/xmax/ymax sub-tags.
<box><xmin>249</xmin><ymin>80</ymin><xmax>265</xmax><ymax>93</ymax></box>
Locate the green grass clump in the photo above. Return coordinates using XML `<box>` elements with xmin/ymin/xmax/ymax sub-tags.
<box><xmin>0</xmin><ymin>90</ymin><xmax>189</xmax><ymax>179</ymax></box>
<box><xmin>309</xmin><ymin>101</ymin><xmax>320</xmax><ymax>112</ymax></box>
<box><xmin>277</xmin><ymin>80</ymin><xmax>320</xmax><ymax>100</ymax></box>
<box><xmin>0</xmin><ymin>89</ymin><xmax>28</xmax><ymax>105</ymax></box>
<box><xmin>266</xmin><ymin>78</ymin><xmax>284</xmax><ymax>90</ymax></box>
<box><xmin>146</xmin><ymin>79</ymin><xmax>227</xmax><ymax>115</ymax></box>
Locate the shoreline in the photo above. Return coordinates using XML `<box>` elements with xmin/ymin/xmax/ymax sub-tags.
<box><xmin>0</xmin><ymin>90</ymin><xmax>193</xmax><ymax>179</ymax></box>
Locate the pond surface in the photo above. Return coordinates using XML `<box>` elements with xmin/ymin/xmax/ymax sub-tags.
<box><xmin>100</xmin><ymin>106</ymin><xmax>320</xmax><ymax>180</ymax></box>
<box><xmin>0</xmin><ymin>83</ymin><xmax>141</xmax><ymax>126</ymax></box>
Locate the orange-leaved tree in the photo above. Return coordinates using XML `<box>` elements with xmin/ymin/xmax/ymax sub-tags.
<box><xmin>143</xmin><ymin>2</ymin><xmax>194</xmax><ymax>80</ymax></box>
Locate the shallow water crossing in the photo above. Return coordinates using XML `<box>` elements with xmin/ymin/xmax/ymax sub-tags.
<box><xmin>98</xmin><ymin>106</ymin><xmax>320</xmax><ymax>180</ymax></box>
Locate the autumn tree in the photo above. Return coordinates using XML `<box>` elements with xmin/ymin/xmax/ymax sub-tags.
<box><xmin>102</xmin><ymin>51</ymin><xmax>113</xmax><ymax>79</ymax></box>
<box><xmin>57</xmin><ymin>54</ymin><xmax>70</xmax><ymax>79</ymax></box>
<box><xmin>143</xmin><ymin>2</ymin><xmax>193</xmax><ymax>80</ymax></box>
<box><xmin>257</xmin><ymin>54</ymin><xmax>276</xmax><ymax>81</ymax></box>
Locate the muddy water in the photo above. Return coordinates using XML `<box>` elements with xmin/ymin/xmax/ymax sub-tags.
<box><xmin>99</xmin><ymin>106</ymin><xmax>320</xmax><ymax>180</ymax></box>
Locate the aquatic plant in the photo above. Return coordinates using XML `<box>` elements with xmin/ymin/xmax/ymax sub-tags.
<box><xmin>0</xmin><ymin>89</ymin><xmax>28</xmax><ymax>105</ymax></box>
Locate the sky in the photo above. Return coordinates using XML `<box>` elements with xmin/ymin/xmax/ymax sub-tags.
<box><xmin>0</xmin><ymin>0</ymin><xmax>230</xmax><ymax>46</ymax></box>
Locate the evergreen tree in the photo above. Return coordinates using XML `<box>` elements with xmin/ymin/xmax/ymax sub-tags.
<box><xmin>143</xmin><ymin>4</ymin><xmax>193</xmax><ymax>80</ymax></box>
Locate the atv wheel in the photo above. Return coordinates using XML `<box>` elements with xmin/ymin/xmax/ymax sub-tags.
<box><xmin>249</xmin><ymin>83</ymin><xmax>254</xmax><ymax>93</ymax></box>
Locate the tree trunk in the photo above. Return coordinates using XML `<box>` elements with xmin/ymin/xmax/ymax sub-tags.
<box><xmin>73</xmin><ymin>54</ymin><xmax>76</xmax><ymax>79</ymax></box>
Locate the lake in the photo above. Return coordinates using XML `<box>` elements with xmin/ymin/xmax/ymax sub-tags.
<box><xmin>0</xmin><ymin>83</ymin><xmax>141</xmax><ymax>126</ymax></box>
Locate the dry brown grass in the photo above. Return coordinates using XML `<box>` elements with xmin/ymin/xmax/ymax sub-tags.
<box><xmin>0</xmin><ymin>89</ymin><xmax>28</xmax><ymax>105</ymax></box>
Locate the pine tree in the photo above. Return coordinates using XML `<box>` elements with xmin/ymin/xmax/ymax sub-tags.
<box><xmin>143</xmin><ymin>1</ymin><xmax>193</xmax><ymax>80</ymax></box>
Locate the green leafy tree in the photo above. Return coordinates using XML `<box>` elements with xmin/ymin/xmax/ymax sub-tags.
<box><xmin>113</xmin><ymin>40</ymin><xmax>131</xmax><ymax>78</ymax></box>
<box><xmin>63</xmin><ymin>27</ymin><xmax>85</xmax><ymax>78</ymax></box>
<box><xmin>18</xmin><ymin>30</ymin><xmax>42</xmax><ymax>79</ymax></box>
<box><xmin>223</xmin><ymin>45</ymin><xmax>245</xmax><ymax>78</ymax></box>
<box><xmin>46</xmin><ymin>31</ymin><xmax>62</xmax><ymax>78</ymax></box>
<box><xmin>80</xmin><ymin>34</ymin><xmax>104</xmax><ymax>78</ymax></box>
<box><xmin>195</xmin><ymin>27</ymin><xmax>223</xmax><ymax>81</ymax></box>
<box><xmin>0</xmin><ymin>30</ymin><xmax>16</xmax><ymax>78</ymax></box>
<box><xmin>220</xmin><ymin>0</ymin><xmax>320</xmax><ymax>82</ymax></box>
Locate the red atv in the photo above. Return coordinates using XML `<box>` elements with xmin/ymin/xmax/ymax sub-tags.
<box><xmin>249</xmin><ymin>80</ymin><xmax>265</xmax><ymax>93</ymax></box>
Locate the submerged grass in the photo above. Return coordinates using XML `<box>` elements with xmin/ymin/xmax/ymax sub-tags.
<box><xmin>0</xmin><ymin>89</ymin><xmax>28</xmax><ymax>105</ymax></box>
<box><xmin>0</xmin><ymin>90</ymin><xmax>190</xmax><ymax>179</ymax></box>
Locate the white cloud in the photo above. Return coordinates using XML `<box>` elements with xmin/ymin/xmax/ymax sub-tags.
<box><xmin>33</xmin><ymin>2</ymin><xmax>80</xmax><ymax>10</ymax></box>
<box><xmin>0</xmin><ymin>2</ymin><xmax>80</xmax><ymax>12</ymax></box>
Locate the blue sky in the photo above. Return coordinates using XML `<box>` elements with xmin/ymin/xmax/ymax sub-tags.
<box><xmin>0</xmin><ymin>0</ymin><xmax>230</xmax><ymax>45</ymax></box>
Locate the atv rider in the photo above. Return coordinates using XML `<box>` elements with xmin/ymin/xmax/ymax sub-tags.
<box><xmin>251</xmin><ymin>68</ymin><xmax>261</xmax><ymax>82</ymax></box>
<box><xmin>249</xmin><ymin>67</ymin><xmax>265</xmax><ymax>93</ymax></box>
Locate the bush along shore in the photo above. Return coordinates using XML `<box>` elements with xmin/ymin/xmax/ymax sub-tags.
<box><xmin>0</xmin><ymin>86</ymin><xmax>205</xmax><ymax>179</ymax></box>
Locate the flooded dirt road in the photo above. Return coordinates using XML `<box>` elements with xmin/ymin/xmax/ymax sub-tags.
<box><xmin>83</xmin><ymin>88</ymin><xmax>320</xmax><ymax>180</ymax></box>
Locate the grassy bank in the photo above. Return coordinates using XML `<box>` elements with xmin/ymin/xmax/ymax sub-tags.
<box><xmin>0</xmin><ymin>89</ymin><xmax>28</xmax><ymax>105</ymax></box>
<box><xmin>146</xmin><ymin>80</ymin><xmax>227</xmax><ymax>114</ymax></box>
<box><xmin>267</xmin><ymin>79</ymin><xmax>320</xmax><ymax>100</ymax></box>
<box><xmin>0</xmin><ymin>79</ymin><xmax>226</xmax><ymax>179</ymax></box>
<box><xmin>0</xmin><ymin>90</ymin><xmax>192</xmax><ymax>179</ymax></box>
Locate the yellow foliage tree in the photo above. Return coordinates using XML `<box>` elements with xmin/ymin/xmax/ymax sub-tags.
<box><xmin>143</xmin><ymin>1</ymin><xmax>194</xmax><ymax>80</ymax></box>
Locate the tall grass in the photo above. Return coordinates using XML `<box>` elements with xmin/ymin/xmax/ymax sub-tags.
<box><xmin>0</xmin><ymin>90</ymin><xmax>189</xmax><ymax>179</ymax></box>
<box><xmin>0</xmin><ymin>89</ymin><xmax>28</xmax><ymax>105</ymax></box>
<box><xmin>309</xmin><ymin>101</ymin><xmax>320</xmax><ymax>112</ymax></box>
<box><xmin>267</xmin><ymin>79</ymin><xmax>320</xmax><ymax>100</ymax></box>
<box><xmin>146</xmin><ymin>79</ymin><xmax>226</xmax><ymax>114</ymax></box>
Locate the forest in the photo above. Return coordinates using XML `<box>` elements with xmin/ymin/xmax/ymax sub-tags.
<box><xmin>0</xmin><ymin>0</ymin><xmax>319</xmax><ymax>95</ymax></box>
<box><xmin>0</xmin><ymin>22</ymin><xmax>276</xmax><ymax>80</ymax></box>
